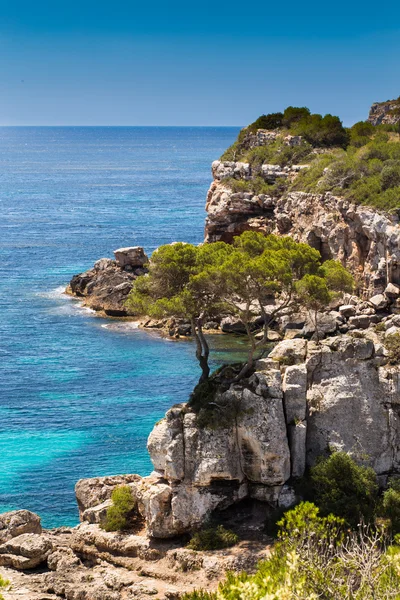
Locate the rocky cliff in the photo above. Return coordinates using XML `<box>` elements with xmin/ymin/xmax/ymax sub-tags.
<box><xmin>368</xmin><ymin>98</ymin><xmax>400</xmax><ymax>126</ymax></box>
<box><xmin>72</xmin><ymin>329</ymin><xmax>400</xmax><ymax>541</ymax></box>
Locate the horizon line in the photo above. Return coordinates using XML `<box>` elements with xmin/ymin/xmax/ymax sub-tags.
<box><xmin>0</xmin><ymin>124</ymin><xmax>243</xmax><ymax>128</ymax></box>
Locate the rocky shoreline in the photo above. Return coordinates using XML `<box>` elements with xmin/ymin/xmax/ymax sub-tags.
<box><xmin>5</xmin><ymin>99</ymin><xmax>400</xmax><ymax>598</ymax></box>
<box><xmin>0</xmin><ymin>507</ymin><xmax>270</xmax><ymax>599</ymax></box>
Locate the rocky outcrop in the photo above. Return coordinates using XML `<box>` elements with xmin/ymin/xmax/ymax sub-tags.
<box><xmin>74</xmin><ymin>331</ymin><xmax>400</xmax><ymax>539</ymax></box>
<box><xmin>368</xmin><ymin>99</ymin><xmax>400</xmax><ymax>126</ymax></box>
<box><xmin>0</xmin><ymin>512</ymin><xmax>269</xmax><ymax>599</ymax></box>
<box><xmin>0</xmin><ymin>510</ymin><xmax>41</xmax><ymax>544</ymax></box>
<box><xmin>205</xmin><ymin>181</ymin><xmax>400</xmax><ymax>295</ymax></box>
<box><xmin>67</xmin><ymin>247</ymin><xmax>148</xmax><ymax>316</ymax></box>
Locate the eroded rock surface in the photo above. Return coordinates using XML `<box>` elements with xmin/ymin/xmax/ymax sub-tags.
<box><xmin>74</xmin><ymin>333</ymin><xmax>400</xmax><ymax>539</ymax></box>
<box><xmin>205</xmin><ymin>180</ymin><xmax>400</xmax><ymax>295</ymax></box>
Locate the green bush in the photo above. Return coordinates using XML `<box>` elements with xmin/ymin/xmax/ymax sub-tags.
<box><xmin>0</xmin><ymin>574</ymin><xmax>9</xmax><ymax>600</ymax></box>
<box><xmin>101</xmin><ymin>485</ymin><xmax>136</xmax><ymax>532</ymax></box>
<box><xmin>187</xmin><ymin>525</ymin><xmax>239</xmax><ymax>551</ymax></box>
<box><xmin>183</xmin><ymin>502</ymin><xmax>400</xmax><ymax>600</ymax></box>
<box><xmin>310</xmin><ymin>452</ymin><xmax>379</xmax><ymax>526</ymax></box>
<box><xmin>182</xmin><ymin>592</ymin><xmax>217</xmax><ymax>600</ymax></box>
<box><xmin>282</xmin><ymin>106</ymin><xmax>311</xmax><ymax>127</ymax></box>
<box><xmin>381</xmin><ymin>162</ymin><xmax>400</xmax><ymax>190</ymax></box>
<box><xmin>248</xmin><ymin>113</ymin><xmax>284</xmax><ymax>132</ymax></box>
<box><xmin>221</xmin><ymin>106</ymin><xmax>400</xmax><ymax>212</ymax></box>
<box><xmin>381</xmin><ymin>477</ymin><xmax>400</xmax><ymax>533</ymax></box>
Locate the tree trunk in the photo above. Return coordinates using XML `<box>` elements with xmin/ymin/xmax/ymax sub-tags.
<box><xmin>191</xmin><ymin>316</ymin><xmax>210</xmax><ymax>383</ymax></box>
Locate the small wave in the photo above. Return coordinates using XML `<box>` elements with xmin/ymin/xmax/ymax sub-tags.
<box><xmin>36</xmin><ymin>286</ymin><xmax>67</xmax><ymax>300</ymax></box>
<box><xmin>101</xmin><ymin>322</ymin><xmax>140</xmax><ymax>332</ymax></box>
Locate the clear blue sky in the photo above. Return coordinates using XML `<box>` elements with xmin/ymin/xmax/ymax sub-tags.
<box><xmin>0</xmin><ymin>0</ymin><xmax>399</xmax><ymax>126</ymax></box>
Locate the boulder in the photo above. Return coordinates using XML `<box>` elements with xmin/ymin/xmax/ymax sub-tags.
<box><xmin>0</xmin><ymin>533</ymin><xmax>52</xmax><ymax>570</ymax></box>
<box><xmin>385</xmin><ymin>283</ymin><xmax>400</xmax><ymax>298</ymax></box>
<box><xmin>339</xmin><ymin>304</ymin><xmax>357</xmax><ymax>318</ymax></box>
<box><xmin>269</xmin><ymin>339</ymin><xmax>307</xmax><ymax>364</ymax></box>
<box><xmin>369</xmin><ymin>294</ymin><xmax>389</xmax><ymax>311</ymax></box>
<box><xmin>348</xmin><ymin>315</ymin><xmax>375</xmax><ymax>329</ymax></box>
<box><xmin>302</xmin><ymin>311</ymin><xmax>341</xmax><ymax>338</ymax></box>
<box><xmin>282</xmin><ymin>364</ymin><xmax>307</xmax><ymax>423</ymax></box>
<box><xmin>0</xmin><ymin>510</ymin><xmax>41</xmax><ymax>544</ymax></box>
<box><xmin>113</xmin><ymin>246</ymin><xmax>148</xmax><ymax>268</ymax></box>
<box><xmin>220</xmin><ymin>316</ymin><xmax>246</xmax><ymax>334</ymax></box>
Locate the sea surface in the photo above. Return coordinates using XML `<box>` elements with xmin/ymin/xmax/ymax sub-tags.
<box><xmin>0</xmin><ymin>126</ymin><xmax>241</xmax><ymax>527</ymax></box>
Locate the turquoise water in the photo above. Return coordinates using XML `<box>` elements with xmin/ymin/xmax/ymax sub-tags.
<box><xmin>0</xmin><ymin>126</ymin><xmax>241</xmax><ymax>527</ymax></box>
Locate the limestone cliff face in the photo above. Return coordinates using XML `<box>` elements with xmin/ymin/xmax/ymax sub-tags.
<box><xmin>368</xmin><ymin>99</ymin><xmax>400</xmax><ymax>126</ymax></box>
<box><xmin>205</xmin><ymin>165</ymin><xmax>400</xmax><ymax>296</ymax></box>
<box><xmin>76</xmin><ymin>333</ymin><xmax>400</xmax><ymax>538</ymax></box>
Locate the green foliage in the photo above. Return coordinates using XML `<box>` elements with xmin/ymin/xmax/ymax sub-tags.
<box><xmin>320</xmin><ymin>259</ymin><xmax>355</xmax><ymax>293</ymax></box>
<box><xmin>0</xmin><ymin>574</ymin><xmax>9</xmax><ymax>600</ymax></box>
<box><xmin>290</xmin><ymin>112</ymin><xmax>348</xmax><ymax>148</ymax></box>
<box><xmin>240</xmin><ymin>138</ymin><xmax>313</xmax><ymax>169</ymax></box>
<box><xmin>385</xmin><ymin>333</ymin><xmax>400</xmax><ymax>364</ymax></box>
<box><xmin>381</xmin><ymin>161</ymin><xmax>400</xmax><ymax>190</ymax></box>
<box><xmin>349</xmin><ymin>121</ymin><xmax>375</xmax><ymax>147</ymax></box>
<box><xmin>381</xmin><ymin>477</ymin><xmax>400</xmax><ymax>534</ymax></box>
<box><xmin>182</xmin><ymin>592</ymin><xmax>217</xmax><ymax>600</ymax></box>
<box><xmin>221</xmin><ymin>105</ymin><xmax>400</xmax><ymax>212</ymax></box>
<box><xmin>277</xmin><ymin>501</ymin><xmax>345</xmax><ymax>543</ymax></box>
<box><xmin>310</xmin><ymin>452</ymin><xmax>379</xmax><ymax>526</ymax></box>
<box><xmin>295</xmin><ymin>274</ymin><xmax>332</xmax><ymax>311</ymax></box>
<box><xmin>187</xmin><ymin>525</ymin><xmax>239</xmax><ymax>551</ymax></box>
<box><xmin>101</xmin><ymin>485</ymin><xmax>136</xmax><ymax>532</ymax></box>
<box><xmin>183</xmin><ymin>502</ymin><xmax>400</xmax><ymax>600</ymax></box>
<box><xmin>247</xmin><ymin>112</ymin><xmax>284</xmax><ymax>132</ymax></box>
<box><xmin>282</xmin><ymin>106</ymin><xmax>311</xmax><ymax>127</ymax></box>
<box><xmin>127</xmin><ymin>232</ymin><xmax>353</xmax><ymax>381</ymax></box>
<box><xmin>223</xmin><ymin>176</ymin><xmax>276</xmax><ymax>196</ymax></box>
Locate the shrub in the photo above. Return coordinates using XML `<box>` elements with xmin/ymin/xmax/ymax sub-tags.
<box><xmin>182</xmin><ymin>592</ymin><xmax>217</xmax><ymax>600</ymax></box>
<box><xmin>381</xmin><ymin>162</ymin><xmax>400</xmax><ymax>190</ymax></box>
<box><xmin>282</xmin><ymin>106</ymin><xmax>311</xmax><ymax>127</ymax></box>
<box><xmin>385</xmin><ymin>333</ymin><xmax>400</xmax><ymax>364</ymax></box>
<box><xmin>290</xmin><ymin>113</ymin><xmax>349</xmax><ymax>148</ymax></box>
<box><xmin>183</xmin><ymin>502</ymin><xmax>400</xmax><ymax>600</ymax></box>
<box><xmin>187</xmin><ymin>525</ymin><xmax>239</xmax><ymax>551</ymax></box>
<box><xmin>0</xmin><ymin>574</ymin><xmax>9</xmax><ymax>600</ymax></box>
<box><xmin>248</xmin><ymin>112</ymin><xmax>284</xmax><ymax>132</ymax></box>
<box><xmin>223</xmin><ymin>176</ymin><xmax>276</xmax><ymax>196</ymax></box>
<box><xmin>381</xmin><ymin>477</ymin><xmax>400</xmax><ymax>533</ymax></box>
<box><xmin>310</xmin><ymin>452</ymin><xmax>379</xmax><ymax>526</ymax></box>
<box><xmin>101</xmin><ymin>485</ymin><xmax>136</xmax><ymax>532</ymax></box>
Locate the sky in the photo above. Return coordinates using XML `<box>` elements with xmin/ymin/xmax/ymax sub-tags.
<box><xmin>0</xmin><ymin>0</ymin><xmax>399</xmax><ymax>126</ymax></box>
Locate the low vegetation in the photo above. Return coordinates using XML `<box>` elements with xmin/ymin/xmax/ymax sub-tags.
<box><xmin>183</xmin><ymin>453</ymin><xmax>400</xmax><ymax>600</ymax></box>
<box><xmin>0</xmin><ymin>575</ymin><xmax>9</xmax><ymax>600</ymax></box>
<box><xmin>310</xmin><ymin>451</ymin><xmax>379</xmax><ymax>527</ymax></box>
<box><xmin>221</xmin><ymin>105</ymin><xmax>400</xmax><ymax>212</ymax></box>
<box><xmin>187</xmin><ymin>525</ymin><xmax>239</xmax><ymax>551</ymax></box>
<box><xmin>101</xmin><ymin>485</ymin><xmax>136</xmax><ymax>532</ymax></box>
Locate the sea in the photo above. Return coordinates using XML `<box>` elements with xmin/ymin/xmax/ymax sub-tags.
<box><xmin>0</xmin><ymin>126</ymin><xmax>242</xmax><ymax>528</ymax></box>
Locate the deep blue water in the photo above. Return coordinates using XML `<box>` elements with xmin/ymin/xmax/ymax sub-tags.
<box><xmin>0</xmin><ymin>126</ymin><xmax>241</xmax><ymax>527</ymax></box>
